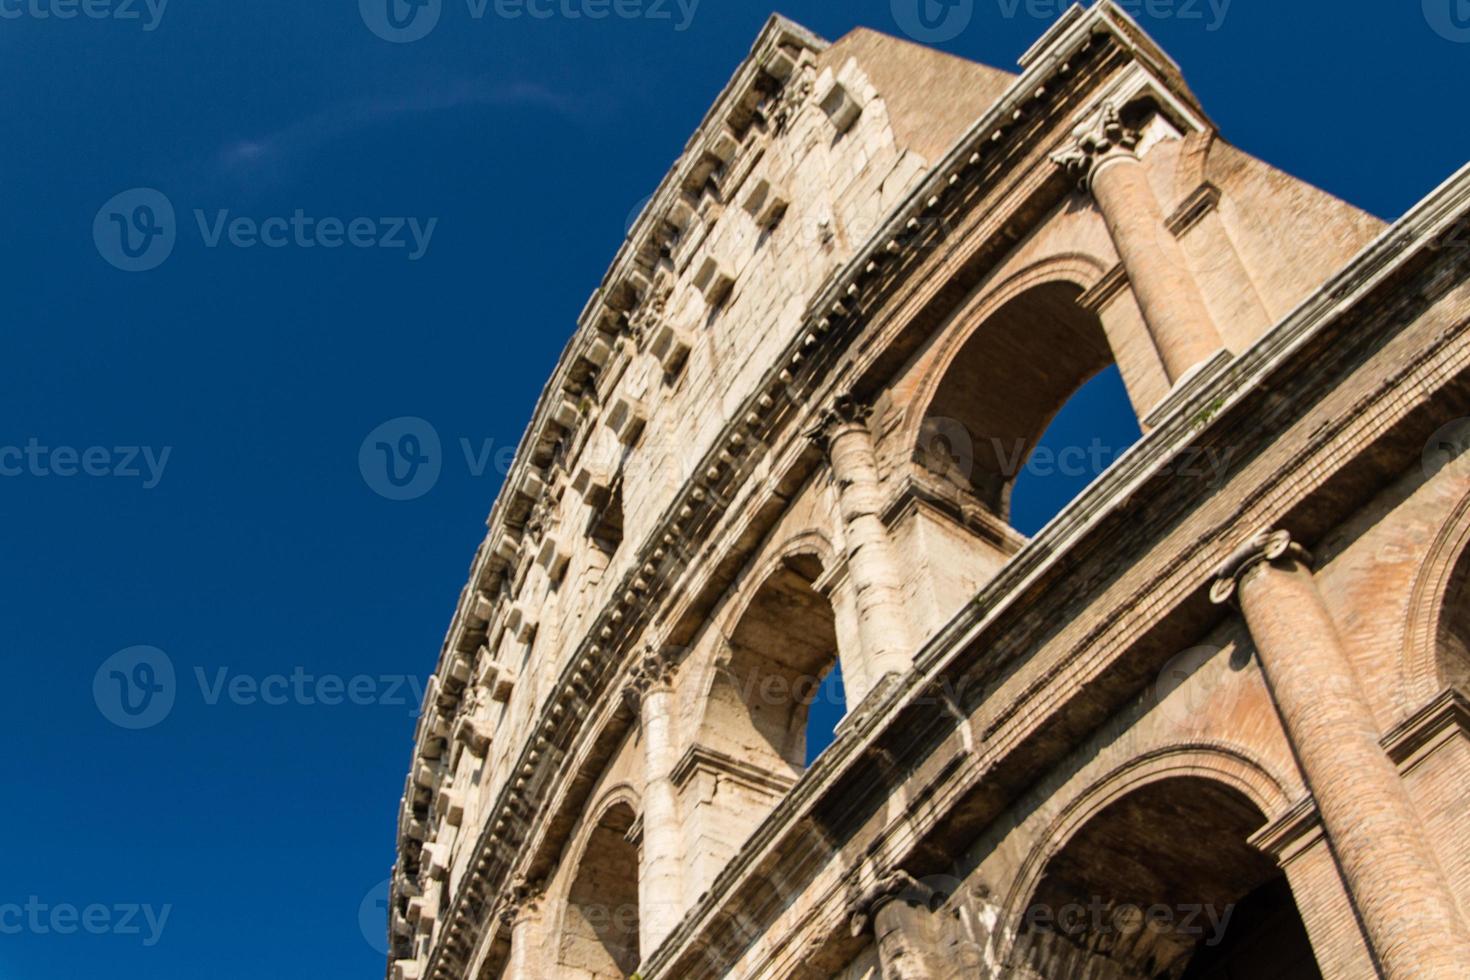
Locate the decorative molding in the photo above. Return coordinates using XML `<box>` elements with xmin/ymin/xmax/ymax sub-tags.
<box><xmin>1165</xmin><ymin>181</ymin><xmax>1221</xmax><ymax>238</ymax></box>
<box><xmin>1381</xmin><ymin>686</ymin><xmax>1470</xmax><ymax>772</ymax></box>
<box><xmin>1075</xmin><ymin>260</ymin><xmax>1129</xmax><ymax>313</ymax></box>
<box><xmin>1248</xmin><ymin>796</ymin><xmax>1324</xmax><ymax>868</ymax></box>
<box><xmin>670</xmin><ymin>744</ymin><xmax>797</xmax><ymax>797</ymax></box>
<box><xmin>1141</xmin><ymin>345</ymin><xmax>1231</xmax><ymax>429</ymax></box>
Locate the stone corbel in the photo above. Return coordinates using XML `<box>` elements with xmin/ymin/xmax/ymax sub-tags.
<box><xmin>742</xmin><ymin>176</ymin><xmax>789</xmax><ymax>230</ymax></box>
<box><xmin>692</xmin><ymin>253</ymin><xmax>736</xmax><ymax>307</ymax></box>
<box><xmin>504</xmin><ymin>602</ymin><xmax>538</xmax><ymax>644</ymax></box>
<box><xmin>606</xmin><ymin>394</ymin><xmax>648</xmax><ymax>446</ymax></box>
<box><xmin>534</xmin><ymin>533</ymin><xmax>571</xmax><ymax>584</ymax></box>
<box><xmin>482</xmin><ymin>661</ymin><xmax>517</xmax><ymax>703</ymax></box>
<box><xmin>648</xmin><ymin>320</ymin><xmax>692</xmax><ymax>375</ymax></box>
<box><xmin>816</xmin><ymin>72</ymin><xmax>864</xmax><ymax>133</ymax></box>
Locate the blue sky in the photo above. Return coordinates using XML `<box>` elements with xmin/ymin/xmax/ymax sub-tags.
<box><xmin>2</xmin><ymin>2</ymin><xmax>1465</xmax><ymax>977</ymax></box>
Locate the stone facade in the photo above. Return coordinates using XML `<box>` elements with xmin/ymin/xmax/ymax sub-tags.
<box><xmin>387</xmin><ymin>5</ymin><xmax>1470</xmax><ymax>978</ymax></box>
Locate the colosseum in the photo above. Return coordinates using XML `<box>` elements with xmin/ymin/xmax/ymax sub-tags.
<box><xmin>387</xmin><ymin>4</ymin><xmax>1470</xmax><ymax>978</ymax></box>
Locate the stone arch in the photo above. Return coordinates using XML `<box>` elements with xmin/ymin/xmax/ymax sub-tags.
<box><xmin>694</xmin><ymin>530</ymin><xmax>844</xmax><ymax>779</ymax></box>
<box><xmin>555</xmin><ymin>790</ymin><xmax>642</xmax><ymax>979</ymax></box>
<box><xmin>999</xmin><ymin>748</ymin><xmax>1314</xmax><ymax>980</ymax></box>
<box><xmin>903</xmin><ymin>258</ymin><xmax>1133</xmax><ymax>523</ymax></box>
<box><xmin>1402</xmin><ymin>483</ymin><xmax>1470</xmax><ymax>707</ymax></box>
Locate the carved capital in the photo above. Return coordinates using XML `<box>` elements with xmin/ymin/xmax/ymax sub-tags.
<box><xmin>808</xmin><ymin>392</ymin><xmax>873</xmax><ymax>455</ymax></box>
<box><xmin>628</xmin><ymin>644</ymin><xmax>677</xmax><ymax>700</ymax></box>
<box><xmin>847</xmin><ymin>869</ymin><xmax>938</xmax><ymax>937</ymax></box>
<box><xmin>1209</xmin><ymin>529</ymin><xmax>1314</xmax><ymax>605</ymax></box>
<box><xmin>495</xmin><ymin>875</ymin><xmax>544</xmax><ymax>929</ymax></box>
<box><xmin>1050</xmin><ymin>102</ymin><xmax>1140</xmax><ymax>190</ymax></box>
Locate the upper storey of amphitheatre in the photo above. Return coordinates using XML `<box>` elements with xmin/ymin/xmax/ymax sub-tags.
<box><xmin>388</xmin><ymin>4</ymin><xmax>1400</xmax><ymax>978</ymax></box>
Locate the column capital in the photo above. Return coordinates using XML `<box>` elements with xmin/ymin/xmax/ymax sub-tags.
<box><xmin>628</xmin><ymin>644</ymin><xmax>677</xmax><ymax>700</ymax></box>
<box><xmin>1050</xmin><ymin>101</ymin><xmax>1140</xmax><ymax>191</ymax></box>
<box><xmin>846</xmin><ymin>869</ymin><xmax>937</xmax><ymax>937</ymax></box>
<box><xmin>495</xmin><ymin>875</ymin><xmax>545</xmax><ymax>929</ymax></box>
<box><xmin>1209</xmin><ymin>529</ymin><xmax>1313</xmax><ymax>605</ymax></box>
<box><xmin>808</xmin><ymin>391</ymin><xmax>873</xmax><ymax>455</ymax></box>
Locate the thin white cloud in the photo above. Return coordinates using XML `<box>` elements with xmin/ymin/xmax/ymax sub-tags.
<box><xmin>209</xmin><ymin>79</ymin><xmax>577</xmax><ymax>183</ymax></box>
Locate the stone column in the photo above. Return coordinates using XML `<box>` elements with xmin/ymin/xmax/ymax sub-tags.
<box><xmin>1212</xmin><ymin>530</ymin><xmax>1470</xmax><ymax>979</ymax></box>
<box><xmin>631</xmin><ymin>647</ymin><xmax>684</xmax><ymax>955</ymax></box>
<box><xmin>814</xmin><ymin>394</ymin><xmax>913</xmax><ymax>701</ymax></box>
<box><xmin>1054</xmin><ymin>103</ymin><xmax>1222</xmax><ymax>383</ymax></box>
<box><xmin>848</xmin><ymin>871</ymin><xmax>952</xmax><ymax>980</ymax></box>
<box><xmin>498</xmin><ymin>878</ymin><xmax>544</xmax><ymax>980</ymax></box>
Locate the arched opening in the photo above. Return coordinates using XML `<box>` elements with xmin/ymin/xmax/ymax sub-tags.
<box><xmin>1432</xmin><ymin>543</ymin><xmax>1470</xmax><ymax>694</ymax></box>
<box><xmin>558</xmin><ymin>801</ymin><xmax>640</xmax><ymax>979</ymax></box>
<box><xmin>804</xmin><ymin>659</ymin><xmax>845</xmax><ymax>766</ymax></box>
<box><xmin>1009</xmin><ymin>365</ymin><xmax>1142</xmax><ymax>536</ymax></box>
<box><xmin>1019</xmin><ymin>777</ymin><xmax>1320</xmax><ymax>979</ymax></box>
<box><xmin>917</xmin><ymin>281</ymin><xmax>1137</xmax><ymax>533</ymax></box>
<box><xmin>706</xmin><ymin>551</ymin><xmax>841</xmax><ymax>779</ymax></box>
